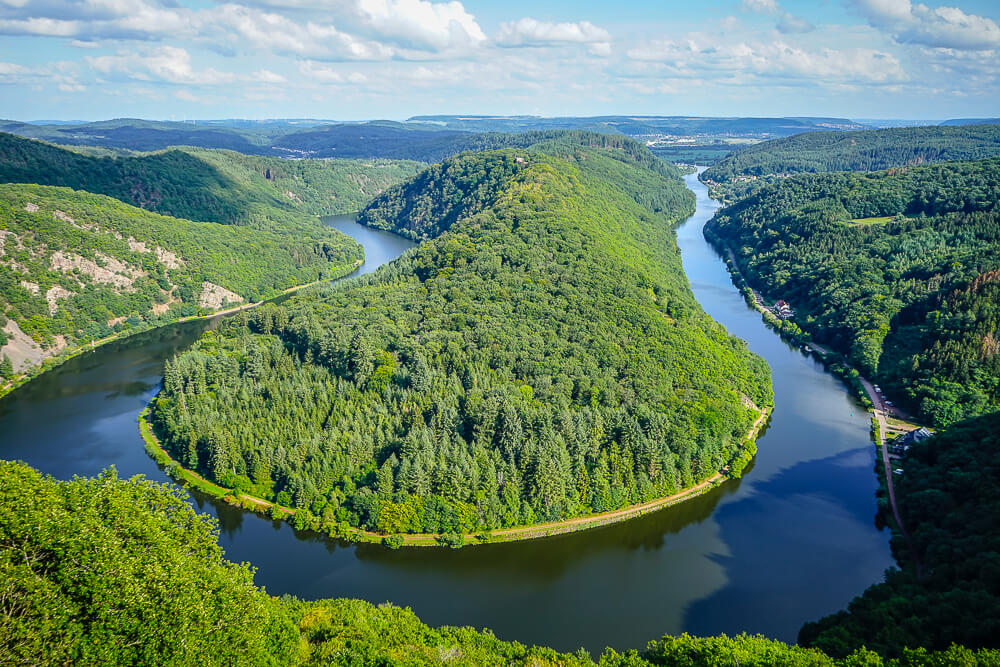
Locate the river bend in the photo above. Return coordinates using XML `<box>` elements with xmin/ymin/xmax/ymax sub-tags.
<box><xmin>0</xmin><ymin>179</ymin><xmax>893</xmax><ymax>655</ymax></box>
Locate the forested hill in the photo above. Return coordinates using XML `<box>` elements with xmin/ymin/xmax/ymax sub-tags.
<box><xmin>705</xmin><ymin>158</ymin><xmax>1000</xmax><ymax>428</ymax></box>
<box><xmin>0</xmin><ymin>133</ymin><xmax>421</xmax><ymax>226</ymax></box>
<box><xmin>0</xmin><ymin>184</ymin><xmax>360</xmax><ymax>378</ymax></box>
<box><xmin>359</xmin><ymin>132</ymin><xmax>690</xmax><ymax>241</ymax></box>
<box><xmin>800</xmin><ymin>410</ymin><xmax>1000</xmax><ymax>658</ymax></box>
<box><xmin>150</xmin><ymin>139</ymin><xmax>773</xmax><ymax>539</ymax></box>
<box><xmin>703</xmin><ymin>125</ymin><xmax>1000</xmax><ymax>183</ymax></box>
<box><xmin>6</xmin><ymin>460</ymin><xmax>995</xmax><ymax>665</ymax></box>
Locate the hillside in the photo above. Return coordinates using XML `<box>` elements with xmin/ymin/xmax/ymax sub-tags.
<box><xmin>800</xmin><ymin>411</ymin><xmax>1000</xmax><ymax>658</ymax></box>
<box><xmin>705</xmin><ymin>158</ymin><xmax>1000</xmax><ymax>427</ymax></box>
<box><xmin>149</xmin><ymin>137</ymin><xmax>773</xmax><ymax>539</ymax></box>
<box><xmin>0</xmin><ymin>133</ymin><xmax>421</xmax><ymax>227</ymax></box>
<box><xmin>3</xmin><ymin>459</ymin><xmax>996</xmax><ymax>665</ymax></box>
<box><xmin>0</xmin><ymin>184</ymin><xmax>361</xmax><ymax>375</ymax></box>
<box><xmin>702</xmin><ymin>125</ymin><xmax>1000</xmax><ymax>196</ymax></box>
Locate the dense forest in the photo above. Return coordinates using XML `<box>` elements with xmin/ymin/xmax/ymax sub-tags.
<box><xmin>150</xmin><ymin>136</ymin><xmax>772</xmax><ymax>538</ymax></box>
<box><xmin>0</xmin><ymin>184</ymin><xmax>361</xmax><ymax>360</ymax></box>
<box><xmin>704</xmin><ymin>125</ymin><xmax>1000</xmax><ymax>181</ymax></box>
<box><xmin>705</xmin><ymin>158</ymin><xmax>1000</xmax><ymax>427</ymax></box>
<box><xmin>800</xmin><ymin>411</ymin><xmax>1000</xmax><ymax>658</ymax></box>
<box><xmin>3</xmin><ymin>459</ymin><xmax>997</xmax><ymax>665</ymax></box>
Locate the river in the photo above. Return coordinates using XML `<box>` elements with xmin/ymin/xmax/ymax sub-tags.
<box><xmin>0</xmin><ymin>179</ymin><xmax>893</xmax><ymax>656</ymax></box>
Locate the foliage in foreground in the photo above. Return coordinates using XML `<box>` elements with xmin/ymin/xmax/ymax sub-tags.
<box><xmin>151</xmin><ymin>139</ymin><xmax>772</xmax><ymax>537</ymax></box>
<box><xmin>706</xmin><ymin>158</ymin><xmax>1000</xmax><ymax>427</ymax></box>
<box><xmin>2</xmin><ymin>460</ymin><xmax>998</xmax><ymax>665</ymax></box>
<box><xmin>800</xmin><ymin>410</ymin><xmax>1000</xmax><ymax>658</ymax></box>
<box><xmin>0</xmin><ymin>460</ymin><xmax>298</xmax><ymax>665</ymax></box>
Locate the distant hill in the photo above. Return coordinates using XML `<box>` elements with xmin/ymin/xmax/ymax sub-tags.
<box><xmin>940</xmin><ymin>118</ymin><xmax>1000</xmax><ymax>126</ymax></box>
<box><xmin>0</xmin><ymin>133</ymin><xmax>420</xmax><ymax>227</ymax></box>
<box><xmin>410</xmin><ymin>115</ymin><xmax>867</xmax><ymax>137</ymax></box>
<box><xmin>0</xmin><ymin>116</ymin><xmax>871</xmax><ymax>163</ymax></box>
<box><xmin>703</xmin><ymin>124</ymin><xmax>1000</xmax><ymax>185</ymax></box>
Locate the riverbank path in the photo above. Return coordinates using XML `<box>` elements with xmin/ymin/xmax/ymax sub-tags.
<box><xmin>859</xmin><ymin>376</ymin><xmax>924</xmax><ymax>579</ymax></box>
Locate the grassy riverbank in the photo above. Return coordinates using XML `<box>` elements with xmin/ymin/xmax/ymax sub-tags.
<box><xmin>0</xmin><ymin>258</ymin><xmax>363</xmax><ymax>403</ymax></box>
<box><xmin>138</xmin><ymin>402</ymin><xmax>770</xmax><ymax>548</ymax></box>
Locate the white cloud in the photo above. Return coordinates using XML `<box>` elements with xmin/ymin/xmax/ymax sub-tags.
<box><xmin>88</xmin><ymin>46</ymin><xmax>235</xmax><ymax>85</ymax></box>
<box><xmin>851</xmin><ymin>0</ymin><xmax>1000</xmax><ymax>50</ymax></box>
<box><xmin>627</xmin><ymin>36</ymin><xmax>904</xmax><ymax>84</ymax></box>
<box><xmin>0</xmin><ymin>60</ymin><xmax>30</xmax><ymax>83</ymax></box>
<box><xmin>353</xmin><ymin>0</ymin><xmax>485</xmax><ymax>50</ymax></box>
<box><xmin>496</xmin><ymin>17</ymin><xmax>610</xmax><ymax>47</ymax></box>
<box><xmin>742</xmin><ymin>0</ymin><xmax>779</xmax><ymax>14</ymax></box>
<box><xmin>253</xmin><ymin>68</ymin><xmax>286</xmax><ymax>83</ymax></box>
<box><xmin>210</xmin><ymin>4</ymin><xmax>395</xmax><ymax>61</ymax></box>
<box><xmin>777</xmin><ymin>13</ymin><xmax>814</xmax><ymax>34</ymax></box>
<box><xmin>0</xmin><ymin>0</ymin><xmax>484</xmax><ymax>60</ymax></box>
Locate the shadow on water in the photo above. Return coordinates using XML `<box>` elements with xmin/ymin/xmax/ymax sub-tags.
<box><xmin>0</xmin><ymin>193</ymin><xmax>894</xmax><ymax>656</ymax></box>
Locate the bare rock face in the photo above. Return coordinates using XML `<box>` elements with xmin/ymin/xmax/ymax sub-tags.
<box><xmin>53</xmin><ymin>210</ymin><xmax>75</xmax><ymax>224</ymax></box>
<box><xmin>45</xmin><ymin>285</ymin><xmax>74</xmax><ymax>315</ymax></box>
<box><xmin>154</xmin><ymin>246</ymin><xmax>182</xmax><ymax>269</ymax></box>
<box><xmin>1</xmin><ymin>320</ymin><xmax>45</xmax><ymax>372</ymax></box>
<box><xmin>198</xmin><ymin>282</ymin><xmax>244</xmax><ymax>310</ymax></box>
<box><xmin>49</xmin><ymin>251</ymin><xmax>144</xmax><ymax>291</ymax></box>
<box><xmin>23</xmin><ymin>203</ymin><xmax>39</xmax><ymax>213</ymax></box>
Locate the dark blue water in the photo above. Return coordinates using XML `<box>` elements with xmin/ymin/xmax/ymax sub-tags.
<box><xmin>0</xmin><ymin>188</ymin><xmax>893</xmax><ymax>656</ymax></box>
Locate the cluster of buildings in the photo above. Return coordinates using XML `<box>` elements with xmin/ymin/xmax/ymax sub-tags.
<box><xmin>771</xmin><ymin>299</ymin><xmax>795</xmax><ymax>320</ymax></box>
<box><xmin>889</xmin><ymin>427</ymin><xmax>932</xmax><ymax>457</ymax></box>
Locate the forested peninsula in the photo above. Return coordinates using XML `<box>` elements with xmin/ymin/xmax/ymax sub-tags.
<box><xmin>0</xmin><ymin>134</ymin><xmax>419</xmax><ymax>383</ymax></box>
<box><xmin>706</xmin><ymin>157</ymin><xmax>1000</xmax><ymax>428</ymax></box>
<box><xmin>149</xmin><ymin>134</ymin><xmax>772</xmax><ymax>541</ymax></box>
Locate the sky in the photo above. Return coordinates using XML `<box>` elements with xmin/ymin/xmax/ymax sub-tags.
<box><xmin>0</xmin><ymin>0</ymin><xmax>998</xmax><ymax>121</ymax></box>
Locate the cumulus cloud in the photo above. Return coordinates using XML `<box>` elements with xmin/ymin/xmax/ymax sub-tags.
<box><xmin>627</xmin><ymin>37</ymin><xmax>903</xmax><ymax>84</ymax></box>
<box><xmin>298</xmin><ymin>59</ymin><xmax>367</xmax><ymax>84</ymax></box>
<box><xmin>0</xmin><ymin>0</ymin><xmax>486</xmax><ymax>59</ymax></box>
<box><xmin>0</xmin><ymin>58</ymin><xmax>85</xmax><ymax>91</ymax></box>
<box><xmin>739</xmin><ymin>0</ymin><xmax>814</xmax><ymax>35</ymax></box>
<box><xmin>497</xmin><ymin>17</ymin><xmax>609</xmax><ymax>45</ymax></box>
<box><xmin>851</xmin><ymin>0</ymin><xmax>1000</xmax><ymax>50</ymax></box>
<box><xmin>742</xmin><ymin>0</ymin><xmax>779</xmax><ymax>14</ymax></box>
<box><xmin>88</xmin><ymin>46</ymin><xmax>235</xmax><ymax>84</ymax></box>
<box><xmin>777</xmin><ymin>13</ymin><xmax>815</xmax><ymax>34</ymax></box>
<box><xmin>352</xmin><ymin>0</ymin><xmax>485</xmax><ymax>50</ymax></box>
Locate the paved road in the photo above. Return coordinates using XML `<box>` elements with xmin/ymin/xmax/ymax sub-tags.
<box><xmin>859</xmin><ymin>376</ymin><xmax>923</xmax><ymax>578</ymax></box>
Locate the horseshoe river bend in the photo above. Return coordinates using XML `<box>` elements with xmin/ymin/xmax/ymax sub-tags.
<box><xmin>0</xmin><ymin>174</ymin><xmax>894</xmax><ymax>656</ymax></box>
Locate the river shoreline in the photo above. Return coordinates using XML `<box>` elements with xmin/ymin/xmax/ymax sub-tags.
<box><xmin>700</xmin><ymin>179</ymin><xmax>925</xmax><ymax>579</ymax></box>
<box><xmin>0</xmin><ymin>258</ymin><xmax>363</xmax><ymax>402</ymax></box>
<box><xmin>138</xmin><ymin>402</ymin><xmax>772</xmax><ymax>548</ymax></box>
